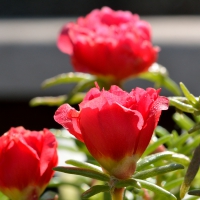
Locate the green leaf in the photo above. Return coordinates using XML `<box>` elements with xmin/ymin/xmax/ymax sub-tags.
<box><xmin>139</xmin><ymin>63</ymin><xmax>181</xmax><ymax>95</ymax></box>
<box><xmin>180</xmin><ymin>144</ymin><xmax>200</xmax><ymax>199</ymax></box>
<box><xmin>66</xmin><ymin>159</ymin><xmax>102</xmax><ymax>173</ymax></box>
<box><xmin>136</xmin><ymin>151</ymin><xmax>175</xmax><ymax>171</ymax></box>
<box><xmin>188</xmin><ymin>189</ymin><xmax>200</xmax><ymax>196</ymax></box>
<box><xmin>133</xmin><ymin>163</ymin><xmax>184</xmax><ymax>179</ymax></box>
<box><xmin>180</xmin><ymin>82</ymin><xmax>199</xmax><ymax>107</ymax></box>
<box><xmin>169</xmin><ymin>98</ymin><xmax>197</xmax><ymax>113</ymax></box>
<box><xmin>29</xmin><ymin>95</ymin><xmax>67</xmax><ymax>106</ymax></box>
<box><xmin>188</xmin><ymin>122</ymin><xmax>200</xmax><ymax>134</ymax></box>
<box><xmin>182</xmin><ymin>136</ymin><xmax>200</xmax><ymax>155</ymax></box>
<box><xmin>164</xmin><ymin>177</ymin><xmax>184</xmax><ymax>191</ymax></box>
<box><xmin>172</xmin><ymin>112</ymin><xmax>195</xmax><ymax>131</ymax></box>
<box><xmin>142</xmin><ymin>135</ymin><xmax>172</xmax><ymax>157</ymax></box>
<box><xmin>48</xmin><ymin>176</ymin><xmax>81</xmax><ymax>188</ymax></box>
<box><xmin>42</xmin><ymin>72</ymin><xmax>96</xmax><ymax>88</ymax></box>
<box><xmin>81</xmin><ymin>185</ymin><xmax>110</xmax><ymax>199</ymax></box>
<box><xmin>66</xmin><ymin>79</ymin><xmax>97</xmax><ymax>103</ymax></box>
<box><xmin>135</xmin><ymin>179</ymin><xmax>177</xmax><ymax>200</ymax></box>
<box><xmin>67</xmin><ymin>92</ymin><xmax>86</xmax><ymax>105</ymax></box>
<box><xmin>170</xmin><ymin>153</ymin><xmax>190</xmax><ymax>166</ymax></box>
<box><xmin>54</xmin><ymin>166</ymin><xmax>110</xmax><ymax>181</ymax></box>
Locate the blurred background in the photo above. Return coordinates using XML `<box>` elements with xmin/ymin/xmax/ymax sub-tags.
<box><xmin>1</xmin><ymin>0</ymin><xmax>200</xmax><ymax>133</ymax></box>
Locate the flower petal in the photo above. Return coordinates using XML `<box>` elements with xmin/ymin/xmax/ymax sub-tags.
<box><xmin>54</xmin><ymin>104</ymin><xmax>84</xmax><ymax>142</ymax></box>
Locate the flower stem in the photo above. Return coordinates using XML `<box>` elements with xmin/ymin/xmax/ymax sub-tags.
<box><xmin>111</xmin><ymin>188</ymin><xmax>125</xmax><ymax>200</ymax></box>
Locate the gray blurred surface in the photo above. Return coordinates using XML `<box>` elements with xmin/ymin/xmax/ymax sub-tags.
<box><xmin>1</xmin><ymin>16</ymin><xmax>200</xmax><ymax>100</ymax></box>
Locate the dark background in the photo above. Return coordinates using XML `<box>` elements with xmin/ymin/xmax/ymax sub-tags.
<box><xmin>1</xmin><ymin>0</ymin><xmax>200</xmax><ymax>17</ymax></box>
<box><xmin>1</xmin><ymin>1</ymin><xmax>199</xmax><ymax>134</ymax></box>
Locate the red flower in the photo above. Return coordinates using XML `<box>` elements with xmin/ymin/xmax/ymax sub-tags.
<box><xmin>0</xmin><ymin>127</ymin><xmax>58</xmax><ymax>200</ymax></box>
<box><xmin>58</xmin><ymin>7</ymin><xmax>158</xmax><ymax>82</ymax></box>
<box><xmin>54</xmin><ymin>84</ymin><xmax>168</xmax><ymax>179</ymax></box>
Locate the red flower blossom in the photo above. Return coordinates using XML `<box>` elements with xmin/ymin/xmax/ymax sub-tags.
<box><xmin>58</xmin><ymin>7</ymin><xmax>158</xmax><ymax>82</ymax></box>
<box><xmin>0</xmin><ymin>127</ymin><xmax>58</xmax><ymax>200</ymax></box>
<box><xmin>54</xmin><ymin>84</ymin><xmax>168</xmax><ymax>179</ymax></box>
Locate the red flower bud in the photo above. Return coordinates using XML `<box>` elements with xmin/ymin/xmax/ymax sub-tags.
<box><xmin>58</xmin><ymin>7</ymin><xmax>158</xmax><ymax>81</ymax></box>
<box><xmin>54</xmin><ymin>85</ymin><xmax>168</xmax><ymax>179</ymax></box>
<box><xmin>0</xmin><ymin>127</ymin><xmax>58</xmax><ymax>200</ymax></box>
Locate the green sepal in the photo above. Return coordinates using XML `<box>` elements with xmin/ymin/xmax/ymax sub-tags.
<box><xmin>42</xmin><ymin>72</ymin><xmax>96</xmax><ymax>89</ymax></box>
<box><xmin>81</xmin><ymin>185</ymin><xmax>110</xmax><ymax>199</ymax></box>
<box><xmin>133</xmin><ymin>163</ymin><xmax>184</xmax><ymax>179</ymax></box>
<box><xmin>65</xmin><ymin>159</ymin><xmax>102</xmax><ymax>173</ymax></box>
<box><xmin>169</xmin><ymin>98</ymin><xmax>197</xmax><ymax>113</ymax></box>
<box><xmin>180</xmin><ymin>82</ymin><xmax>199</xmax><ymax>107</ymax></box>
<box><xmin>135</xmin><ymin>179</ymin><xmax>177</xmax><ymax>200</ymax></box>
<box><xmin>142</xmin><ymin>135</ymin><xmax>172</xmax><ymax>157</ymax></box>
<box><xmin>114</xmin><ymin>178</ymin><xmax>141</xmax><ymax>189</ymax></box>
<box><xmin>29</xmin><ymin>95</ymin><xmax>67</xmax><ymax>106</ymax></box>
<box><xmin>180</xmin><ymin>144</ymin><xmax>200</xmax><ymax>199</ymax></box>
<box><xmin>0</xmin><ymin>192</ymin><xmax>9</xmax><ymax>200</ymax></box>
<box><xmin>139</xmin><ymin>63</ymin><xmax>181</xmax><ymax>96</ymax></box>
<box><xmin>54</xmin><ymin>166</ymin><xmax>110</xmax><ymax>181</ymax></box>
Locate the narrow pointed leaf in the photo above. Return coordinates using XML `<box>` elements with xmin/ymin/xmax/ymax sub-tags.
<box><xmin>133</xmin><ymin>163</ymin><xmax>184</xmax><ymax>179</ymax></box>
<box><xmin>173</xmin><ymin>112</ymin><xmax>195</xmax><ymax>131</ymax></box>
<box><xmin>137</xmin><ymin>151</ymin><xmax>174</xmax><ymax>171</ymax></box>
<box><xmin>81</xmin><ymin>185</ymin><xmax>110</xmax><ymax>199</ymax></box>
<box><xmin>66</xmin><ymin>159</ymin><xmax>103</xmax><ymax>173</ymax></box>
<box><xmin>188</xmin><ymin>122</ymin><xmax>200</xmax><ymax>134</ymax></box>
<box><xmin>180</xmin><ymin>144</ymin><xmax>200</xmax><ymax>199</ymax></box>
<box><xmin>142</xmin><ymin>135</ymin><xmax>172</xmax><ymax>157</ymax></box>
<box><xmin>155</xmin><ymin>126</ymin><xmax>171</xmax><ymax>146</ymax></box>
<box><xmin>170</xmin><ymin>153</ymin><xmax>190</xmax><ymax>166</ymax></box>
<box><xmin>188</xmin><ymin>190</ymin><xmax>200</xmax><ymax>196</ymax></box>
<box><xmin>164</xmin><ymin>178</ymin><xmax>184</xmax><ymax>190</ymax></box>
<box><xmin>67</xmin><ymin>92</ymin><xmax>86</xmax><ymax>105</ymax></box>
<box><xmin>139</xmin><ymin>63</ymin><xmax>181</xmax><ymax>95</ymax></box>
<box><xmin>180</xmin><ymin>82</ymin><xmax>198</xmax><ymax>106</ymax></box>
<box><xmin>135</xmin><ymin>179</ymin><xmax>177</xmax><ymax>200</ymax></box>
<box><xmin>54</xmin><ymin>166</ymin><xmax>110</xmax><ymax>181</ymax></box>
<box><xmin>66</xmin><ymin>79</ymin><xmax>97</xmax><ymax>103</ymax></box>
<box><xmin>42</xmin><ymin>72</ymin><xmax>96</xmax><ymax>88</ymax></box>
<box><xmin>161</xmin><ymin>76</ymin><xmax>182</xmax><ymax>96</ymax></box>
<box><xmin>169</xmin><ymin>98</ymin><xmax>197</xmax><ymax>113</ymax></box>
<box><xmin>181</xmin><ymin>136</ymin><xmax>200</xmax><ymax>155</ymax></box>
<box><xmin>30</xmin><ymin>95</ymin><xmax>67</xmax><ymax>106</ymax></box>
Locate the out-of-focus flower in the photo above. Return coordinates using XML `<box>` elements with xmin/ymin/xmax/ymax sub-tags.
<box><xmin>54</xmin><ymin>84</ymin><xmax>168</xmax><ymax>179</ymax></box>
<box><xmin>0</xmin><ymin>127</ymin><xmax>58</xmax><ymax>200</ymax></box>
<box><xmin>58</xmin><ymin>7</ymin><xmax>158</xmax><ymax>82</ymax></box>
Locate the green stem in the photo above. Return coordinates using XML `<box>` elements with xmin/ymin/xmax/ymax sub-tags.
<box><xmin>111</xmin><ymin>188</ymin><xmax>125</xmax><ymax>200</ymax></box>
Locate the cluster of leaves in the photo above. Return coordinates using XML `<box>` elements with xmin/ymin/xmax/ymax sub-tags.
<box><xmin>27</xmin><ymin>63</ymin><xmax>200</xmax><ymax>200</ymax></box>
<box><xmin>30</xmin><ymin>63</ymin><xmax>181</xmax><ymax>107</ymax></box>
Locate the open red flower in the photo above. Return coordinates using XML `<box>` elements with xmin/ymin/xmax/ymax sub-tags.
<box><xmin>54</xmin><ymin>84</ymin><xmax>168</xmax><ymax>179</ymax></box>
<box><xmin>0</xmin><ymin>127</ymin><xmax>58</xmax><ymax>200</ymax></box>
<box><xmin>58</xmin><ymin>7</ymin><xmax>158</xmax><ymax>82</ymax></box>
